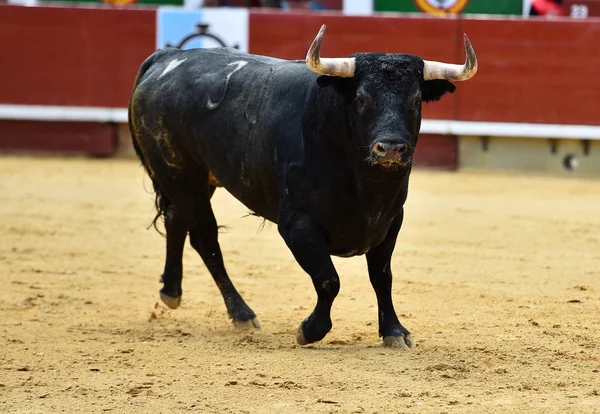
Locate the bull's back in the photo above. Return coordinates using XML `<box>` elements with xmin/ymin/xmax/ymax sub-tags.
<box><xmin>130</xmin><ymin>47</ymin><xmax>313</xmax><ymax>222</ymax></box>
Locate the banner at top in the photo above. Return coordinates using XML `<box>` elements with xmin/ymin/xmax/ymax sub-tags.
<box><xmin>374</xmin><ymin>0</ymin><xmax>523</xmax><ymax>15</ymax></box>
<box><xmin>413</xmin><ymin>0</ymin><xmax>470</xmax><ymax>15</ymax></box>
<box><xmin>156</xmin><ymin>7</ymin><xmax>249</xmax><ymax>52</ymax></box>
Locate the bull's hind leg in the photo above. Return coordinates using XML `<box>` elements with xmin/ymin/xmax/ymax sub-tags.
<box><xmin>158</xmin><ymin>186</ymin><xmax>215</xmax><ymax>309</ymax></box>
<box><xmin>189</xmin><ymin>228</ymin><xmax>260</xmax><ymax>328</ymax></box>
<box><xmin>159</xmin><ymin>205</ymin><xmax>187</xmax><ymax>309</ymax></box>
<box><xmin>178</xmin><ymin>179</ymin><xmax>259</xmax><ymax>328</ymax></box>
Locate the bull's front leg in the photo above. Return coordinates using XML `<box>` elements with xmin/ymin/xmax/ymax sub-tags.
<box><xmin>278</xmin><ymin>211</ymin><xmax>340</xmax><ymax>346</ymax></box>
<box><xmin>366</xmin><ymin>213</ymin><xmax>416</xmax><ymax>348</ymax></box>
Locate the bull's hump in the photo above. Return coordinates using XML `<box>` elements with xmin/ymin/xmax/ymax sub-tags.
<box><xmin>158</xmin><ymin>58</ymin><xmax>187</xmax><ymax>78</ymax></box>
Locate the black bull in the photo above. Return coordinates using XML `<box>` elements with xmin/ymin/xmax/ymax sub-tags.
<box><xmin>128</xmin><ymin>25</ymin><xmax>478</xmax><ymax>348</ymax></box>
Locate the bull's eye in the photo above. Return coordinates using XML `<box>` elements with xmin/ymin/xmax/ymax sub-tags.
<box><xmin>355</xmin><ymin>92</ymin><xmax>373</xmax><ymax>114</ymax></box>
<box><xmin>356</xmin><ymin>95</ymin><xmax>371</xmax><ymax>114</ymax></box>
<box><xmin>413</xmin><ymin>99</ymin><xmax>421</xmax><ymax>112</ymax></box>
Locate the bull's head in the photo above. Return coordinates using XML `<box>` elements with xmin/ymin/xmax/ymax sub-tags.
<box><xmin>306</xmin><ymin>25</ymin><xmax>477</xmax><ymax>169</ymax></box>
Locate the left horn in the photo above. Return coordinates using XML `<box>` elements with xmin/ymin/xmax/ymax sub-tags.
<box><xmin>423</xmin><ymin>33</ymin><xmax>478</xmax><ymax>81</ymax></box>
<box><xmin>306</xmin><ymin>25</ymin><xmax>355</xmax><ymax>78</ymax></box>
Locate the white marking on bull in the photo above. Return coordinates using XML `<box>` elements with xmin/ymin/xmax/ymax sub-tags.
<box><xmin>207</xmin><ymin>60</ymin><xmax>248</xmax><ymax>110</ymax></box>
<box><xmin>159</xmin><ymin>58</ymin><xmax>187</xmax><ymax>78</ymax></box>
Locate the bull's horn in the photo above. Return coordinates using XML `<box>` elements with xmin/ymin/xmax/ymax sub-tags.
<box><xmin>423</xmin><ymin>33</ymin><xmax>478</xmax><ymax>81</ymax></box>
<box><xmin>306</xmin><ymin>24</ymin><xmax>355</xmax><ymax>78</ymax></box>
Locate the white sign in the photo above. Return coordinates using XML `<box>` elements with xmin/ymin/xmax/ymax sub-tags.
<box><xmin>156</xmin><ymin>7</ymin><xmax>249</xmax><ymax>52</ymax></box>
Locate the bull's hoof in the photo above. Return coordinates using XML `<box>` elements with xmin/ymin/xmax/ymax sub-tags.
<box><xmin>233</xmin><ymin>317</ymin><xmax>261</xmax><ymax>330</ymax></box>
<box><xmin>383</xmin><ymin>334</ymin><xmax>416</xmax><ymax>349</ymax></box>
<box><xmin>296</xmin><ymin>324</ymin><xmax>309</xmax><ymax>346</ymax></box>
<box><xmin>160</xmin><ymin>292</ymin><xmax>181</xmax><ymax>309</ymax></box>
<box><xmin>295</xmin><ymin>315</ymin><xmax>331</xmax><ymax>346</ymax></box>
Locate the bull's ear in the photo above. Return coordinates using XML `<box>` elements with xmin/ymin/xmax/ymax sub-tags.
<box><xmin>423</xmin><ymin>80</ymin><xmax>456</xmax><ymax>102</ymax></box>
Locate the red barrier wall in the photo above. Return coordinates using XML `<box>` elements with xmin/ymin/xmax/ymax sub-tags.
<box><xmin>0</xmin><ymin>5</ymin><xmax>156</xmax><ymax>108</ymax></box>
<box><xmin>0</xmin><ymin>121</ymin><xmax>117</xmax><ymax>155</ymax></box>
<box><xmin>457</xmin><ymin>17</ymin><xmax>600</xmax><ymax>125</ymax></box>
<box><xmin>412</xmin><ymin>134</ymin><xmax>458</xmax><ymax>170</ymax></box>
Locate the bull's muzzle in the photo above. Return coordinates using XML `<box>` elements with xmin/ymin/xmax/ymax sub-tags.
<box><xmin>371</xmin><ymin>141</ymin><xmax>410</xmax><ymax>167</ymax></box>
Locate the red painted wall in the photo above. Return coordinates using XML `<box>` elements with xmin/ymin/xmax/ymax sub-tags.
<box><xmin>413</xmin><ymin>134</ymin><xmax>458</xmax><ymax>170</ymax></box>
<box><xmin>457</xmin><ymin>17</ymin><xmax>600</xmax><ymax>125</ymax></box>
<box><xmin>0</xmin><ymin>121</ymin><xmax>116</xmax><ymax>155</ymax></box>
<box><xmin>0</xmin><ymin>5</ymin><xmax>156</xmax><ymax>108</ymax></box>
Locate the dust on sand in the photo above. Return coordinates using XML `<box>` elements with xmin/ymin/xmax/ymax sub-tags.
<box><xmin>1</xmin><ymin>155</ymin><xmax>599</xmax><ymax>413</ymax></box>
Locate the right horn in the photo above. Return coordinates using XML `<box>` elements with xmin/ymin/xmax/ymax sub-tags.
<box><xmin>305</xmin><ymin>24</ymin><xmax>356</xmax><ymax>78</ymax></box>
<box><xmin>423</xmin><ymin>34</ymin><xmax>478</xmax><ymax>81</ymax></box>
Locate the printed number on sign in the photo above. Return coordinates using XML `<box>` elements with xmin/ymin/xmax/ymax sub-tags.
<box><xmin>570</xmin><ymin>4</ymin><xmax>589</xmax><ymax>18</ymax></box>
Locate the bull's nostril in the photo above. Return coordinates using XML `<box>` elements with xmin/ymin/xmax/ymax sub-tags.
<box><xmin>396</xmin><ymin>144</ymin><xmax>407</xmax><ymax>154</ymax></box>
<box><xmin>373</xmin><ymin>142</ymin><xmax>387</xmax><ymax>155</ymax></box>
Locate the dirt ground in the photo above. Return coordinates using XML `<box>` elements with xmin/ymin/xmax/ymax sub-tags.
<box><xmin>1</xmin><ymin>154</ymin><xmax>599</xmax><ymax>413</ymax></box>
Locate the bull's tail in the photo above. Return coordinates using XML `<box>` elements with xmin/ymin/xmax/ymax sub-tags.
<box><xmin>128</xmin><ymin>49</ymin><xmax>175</xmax><ymax>235</ymax></box>
<box><xmin>131</xmin><ymin>131</ymin><xmax>170</xmax><ymax>236</ymax></box>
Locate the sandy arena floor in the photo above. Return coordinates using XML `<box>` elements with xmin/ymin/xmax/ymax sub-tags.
<box><xmin>1</xmin><ymin>155</ymin><xmax>599</xmax><ymax>413</ymax></box>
